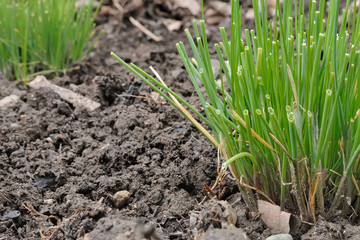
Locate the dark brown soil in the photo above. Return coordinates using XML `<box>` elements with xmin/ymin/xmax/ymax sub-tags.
<box><xmin>1</xmin><ymin>1</ymin><xmax>359</xmax><ymax>240</ymax></box>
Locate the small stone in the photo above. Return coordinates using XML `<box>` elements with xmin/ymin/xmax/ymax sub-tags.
<box><xmin>9</xmin><ymin>123</ymin><xmax>20</xmax><ymax>129</ymax></box>
<box><xmin>112</xmin><ymin>190</ymin><xmax>131</xmax><ymax>208</ymax></box>
<box><xmin>44</xmin><ymin>199</ymin><xmax>55</xmax><ymax>204</ymax></box>
<box><xmin>44</xmin><ymin>137</ymin><xmax>53</xmax><ymax>143</ymax></box>
<box><xmin>36</xmin><ymin>176</ymin><xmax>55</xmax><ymax>188</ymax></box>
<box><xmin>1</xmin><ymin>210</ymin><xmax>21</xmax><ymax>221</ymax></box>
<box><xmin>199</xmin><ymin>228</ymin><xmax>249</xmax><ymax>240</ymax></box>
<box><xmin>266</xmin><ymin>234</ymin><xmax>293</xmax><ymax>240</ymax></box>
<box><xmin>193</xmin><ymin>152</ymin><xmax>200</xmax><ymax>161</ymax></box>
<box><xmin>0</xmin><ymin>95</ymin><xmax>20</xmax><ymax>108</ymax></box>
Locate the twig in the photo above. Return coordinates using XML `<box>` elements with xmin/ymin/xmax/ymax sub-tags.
<box><xmin>23</xmin><ymin>203</ymin><xmax>62</xmax><ymax>239</ymax></box>
<box><xmin>84</xmin><ymin>143</ymin><xmax>111</xmax><ymax>159</ymax></box>
<box><xmin>112</xmin><ymin>0</ymin><xmax>123</xmax><ymax>10</ymax></box>
<box><xmin>129</xmin><ymin>16</ymin><xmax>164</xmax><ymax>42</ymax></box>
<box><xmin>0</xmin><ymin>190</ymin><xmax>11</xmax><ymax>203</ymax></box>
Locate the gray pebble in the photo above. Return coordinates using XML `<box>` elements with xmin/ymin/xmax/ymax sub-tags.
<box><xmin>266</xmin><ymin>234</ymin><xmax>293</xmax><ymax>240</ymax></box>
<box><xmin>199</xmin><ymin>228</ymin><xmax>249</xmax><ymax>240</ymax></box>
<box><xmin>1</xmin><ymin>210</ymin><xmax>21</xmax><ymax>221</ymax></box>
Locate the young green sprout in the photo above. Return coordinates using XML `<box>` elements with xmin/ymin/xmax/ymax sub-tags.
<box><xmin>112</xmin><ymin>0</ymin><xmax>360</xmax><ymax>221</ymax></box>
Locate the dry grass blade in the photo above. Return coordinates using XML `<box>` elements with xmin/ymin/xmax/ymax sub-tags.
<box><xmin>149</xmin><ymin>66</ymin><xmax>219</xmax><ymax>148</ymax></box>
<box><xmin>269</xmin><ymin>133</ymin><xmax>293</xmax><ymax>161</ymax></box>
<box><xmin>239</xmin><ymin>180</ymin><xmax>275</xmax><ymax>205</ymax></box>
<box><xmin>309</xmin><ymin>174</ymin><xmax>321</xmax><ymax>222</ymax></box>
<box><xmin>230</xmin><ymin>109</ymin><xmax>276</xmax><ymax>153</ymax></box>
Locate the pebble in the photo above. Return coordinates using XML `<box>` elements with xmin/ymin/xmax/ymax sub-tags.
<box><xmin>112</xmin><ymin>190</ymin><xmax>131</xmax><ymax>208</ymax></box>
<box><xmin>44</xmin><ymin>199</ymin><xmax>55</xmax><ymax>204</ymax></box>
<box><xmin>266</xmin><ymin>234</ymin><xmax>293</xmax><ymax>240</ymax></box>
<box><xmin>0</xmin><ymin>95</ymin><xmax>19</xmax><ymax>108</ymax></box>
<box><xmin>199</xmin><ymin>228</ymin><xmax>249</xmax><ymax>240</ymax></box>
<box><xmin>36</xmin><ymin>176</ymin><xmax>55</xmax><ymax>188</ymax></box>
<box><xmin>1</xmin><ymin>210</ymin><xmax>21</xmax><ymax>221</ymax></box>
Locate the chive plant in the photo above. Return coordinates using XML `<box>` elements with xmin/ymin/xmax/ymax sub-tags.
<box><xmin>112</xmin><ymin>0</ymin><xmax>360</xmax><ymax>221</ymax></box>
<box><xmin>0</xmin><ymin>0</ymin><xmax>101</xmax><ymax>83</ymax></box>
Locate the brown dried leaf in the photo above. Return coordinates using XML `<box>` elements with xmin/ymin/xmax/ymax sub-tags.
<box><xmin>205</xmin><ymin>9</ymin><xmax>224</xmax><ymax>25</ymax></box>
<box><xmin>98</xmin><ymin>5</ymin><xmax>118</xmax><ymax>16</ymax></box>
<box><xmin>266</xmin><ymin>0</ymin><xmax>277</xmax><ymax>9</ymax></box>
<box><xmin>244</xmin><ymin>0</ymin><xmax>282</xmax><ymax>19</ymax></box>
<box><xmin>204</xmin><ymin>1</ymin><xmax>231</xmax><ymax>25</ymax></box>
<box><xmin>258</xmin><ymin>200</ymin><xmax>291</xmax><ymax>233</ymax></box>
<box><xmin>162</xmin><ymin>18</ymin><xmax>183</xmax><ymax>31</ymax></box>
<box><xmin>208</xmin><ymin>1</ymin><xmax>231</xmax><ymax>16</ymax></box>
<box><xmin>172</xmin><ymin>0</ymin><xmax>201</xmax><ymax>16</ymax></box>
<box><xmin>244</xmin><ymin>10</ymin><xmax>255</xmax><ymax>21</ymax></box>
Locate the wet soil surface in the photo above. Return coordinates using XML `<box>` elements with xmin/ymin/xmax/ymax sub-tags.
<box><xmin>1</xmin><ymin>1</ymin><xmax>360</xmax><ymax>239</ymax></box>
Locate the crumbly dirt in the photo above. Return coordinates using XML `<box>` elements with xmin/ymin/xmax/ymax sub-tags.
<box><xmin>0</xmin><ymin>1</ymin><xmax>359</xmax><ymax>240</ymax></box>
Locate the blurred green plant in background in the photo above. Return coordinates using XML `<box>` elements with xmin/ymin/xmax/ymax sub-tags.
<box><xmin>0</xmin><ymin>0</ymin><xmax>102</xmax><ymax>83</ymax></box>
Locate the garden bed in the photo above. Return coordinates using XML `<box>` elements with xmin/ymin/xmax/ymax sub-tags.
<box><xmin>0</xmin><ymin>1</ymin><xmax>359</xmax><ymax>239</ymax></box>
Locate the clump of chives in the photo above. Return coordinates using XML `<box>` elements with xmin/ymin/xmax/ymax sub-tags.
<box><xmin>112</xmin><ymin>0</ymin><xmax>360</xmax><ymax>221</ymax></box>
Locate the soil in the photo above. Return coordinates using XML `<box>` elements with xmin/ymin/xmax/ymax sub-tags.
<box><xmin>1</xmin><ymin>1</ymin><xmax>360</xmax><ymax>240</ymax></box>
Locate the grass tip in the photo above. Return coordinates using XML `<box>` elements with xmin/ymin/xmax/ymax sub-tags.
<box><xmin>268</xmin><ymin>107</ymin><xmax>275</xmax><ymax>115</ymax></box>
<box><xmin>288</xmin><ymin>112</ymin><xmax>295</xmax><ymax>122</ymax></box>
